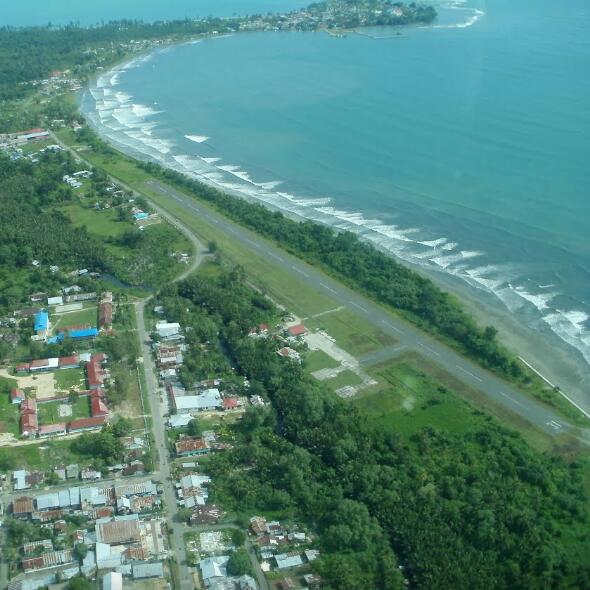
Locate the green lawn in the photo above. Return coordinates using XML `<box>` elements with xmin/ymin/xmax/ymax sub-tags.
<box><xmin>0</xmin><ymin>377</ymin><xmax>22</xmax><ymax>436</ymax></box>
<box><xmin>304</xmin><ymin>350</ymin><xmax>340</xmax><ymax>373</ymax></box>
<box><xmin>0</xmin><ymin>439</ymin><xmax>92</xmax><ymax>471</ymax></box>
<box><xmin>52</xmin><ymin>306</ymin><xmax>98</xmax><ymax>331</ymax></box>
<box><xmin>324</xmin><ymin>370</ymin><xmax>363</xmax><ymax>391</ymax></box>
<box><xmin>356</xmin><ymin>362</ymin><xmax>483</xmax><ymax>438</ymax></box>
<box><xmin>37</xmin><ymin>395</ymin><xmax>90</xmax><ymax>425</ymax></box>
<box><xmin>306</xmin><ymin>308</ymin><xmax>396</xmax><ymax>357</ymax></box>
<box><xmin>61</xmin><ymin>202</ymin><xmax>132</xmax><ymax>238</ymax></box>
<box><xmin>53</xmin><ymin>368</ymin><xmax>86</xmax><ymax>391</ymax></box>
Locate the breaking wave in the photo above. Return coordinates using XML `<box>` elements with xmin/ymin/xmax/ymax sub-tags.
<box><xmin>81</xmin><ymin>42</ymin><xmax>590</xmax><ymax>372</ymax></box>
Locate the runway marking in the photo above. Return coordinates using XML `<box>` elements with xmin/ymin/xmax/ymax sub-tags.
<box><xmin>294</xmin><ymin>267</ymin><xmax>310</xmax><ymax>278</ymax></box>
<box><xmin>455</xmin><ymin>365</ymin><xmax>483</xmax><ymax>382</ymax></box>
<box><xmin>546</xmin><ymin>420</ymin><xmax>562</xmax><ymax>431</ymax></box>
<box><xmin>320</xmin><ymin>282</ymin><xmax>336</xmax><ymax>294</ymax></box>
<box><xmin>268</xmin><ymin>252</ymin><xmax>284</xmax><ymax>262</ymax></box>
<box><xmin>499</xmin><ymin>391</ymin><xmax>526</xmax><ymax>409</ymax></box>
<box><xmin>245</xmin><ymin>238</ymin><xmax>257</xmax><ymax>246</ymax></box>
<box><xmin>350</xmin><ymin>301</ymin><xmax>369</xmax><ymax>313</ymax></box>
<box><xmin>419</xmin><ymin>343</ymin><xmax>440</xmax><ymax>357</ymax></box>
<box><xmin>381</xmin><ymin>320</ymin><xmax>403</xmax><ymax>334</ymax></box>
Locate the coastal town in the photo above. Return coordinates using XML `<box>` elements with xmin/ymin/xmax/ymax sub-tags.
<box><xmin>1</xmin><ymin>0</ymin><xmax>589</xmax><ymax>589</ymax></box>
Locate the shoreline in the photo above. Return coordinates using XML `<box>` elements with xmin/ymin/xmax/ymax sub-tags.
<box><xmin>79</xmin><ymin>36</ymin><xmax>590</xmax><ymax>415</ymax></box>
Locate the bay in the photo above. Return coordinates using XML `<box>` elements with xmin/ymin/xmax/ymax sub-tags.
<box><xmin>81</xmin><ymin>0</ymin><xmax>590</xmax><ymax>403</ymax></box>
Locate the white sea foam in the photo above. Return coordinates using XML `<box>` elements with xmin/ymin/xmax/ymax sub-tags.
<box><xmin>423</xmin><ymin>0</ymin><xmax>485</xmax><ymax>30</ymax></box>
<box><xmin>512</xmin><ymin>286</ymin><xmax>556</xmax><ymax>312</ymax></box>
<box><xmin>185</xmin><ymin>135</ymin><xmax>209</xmax><ymax>143</ymax></box>
<box><xmin>82</xmin><ymin>51</ymin><xmax>590</xmax><ymax>374</ymax></box>
<box><xmin>542</xmin><ymin>310</ymin><xmax>590</xmax><ymax>365</ymax></box>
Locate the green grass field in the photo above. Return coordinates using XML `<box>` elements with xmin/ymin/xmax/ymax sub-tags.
<box><xmin>0</xmin><ymin>377</ymin><xmax>22</xmax><ymax>436</ymax></box>
<box><xmin>52</xmin><ymin>306</ymin><xmax>98</xmax><ymax>331</ymax></box>
<box><xmin>304</xmin><ymin>350</ymin><xmax>340</xmax><ymax>373</ymax></box>
<box><xmin>37</xmin><ymin>395</ymin><xmax>91</xmax><ymax>425</ymax></box>
<box><xmin>61</xmin><ymin>202</ymin><xmax>132</xmax><ymax>238</ymax></box>
<box><xmin>306</xmin><ymin>308</ymin><xmax>396</xmax><ymax>357</ymax></box>
<box><xmin>356</xmin><ymin>361</ymin><xmax>485</xmax><ymax>438</ymax></box>
<box><xmin>53</xmin><ymin>367</ymin><xmax>86</xmax><ymax>390</ymax></box>
<box><xmin>0</xmin><ymin>439</ymin><xmax>91</xmax><ymax>471</ymax></box>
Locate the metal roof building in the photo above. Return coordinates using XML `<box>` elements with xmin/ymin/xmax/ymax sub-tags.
<box><xmin>34</xmin><ymin>311</ymin><xmax>48</xmax><ymax>332</ymax></box>
<box><xmin>132</xmin><ymin>562</ymin><xmax>164</xmax><ymax>579</ymax></box>
<box><xmin>69</xmin><ymin>327</ymin><xmax>98</xmax><ymax>339</ymax></box>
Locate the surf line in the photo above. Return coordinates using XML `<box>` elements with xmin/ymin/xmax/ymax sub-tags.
<box><xmin>519</xmin><ymin>356</ymin><xmax>590</xmax><ymax>420</ymax></box>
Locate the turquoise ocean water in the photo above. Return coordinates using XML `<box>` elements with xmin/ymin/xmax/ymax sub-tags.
<box><xmin>0</xmin><ymin>0</ymin><xmax>304</xmax><ymax>26</ymax></box>
<box><xmin>79</xmin><ymin>0</ymin><xmax>590</xmax><ymax>395</ymax></box>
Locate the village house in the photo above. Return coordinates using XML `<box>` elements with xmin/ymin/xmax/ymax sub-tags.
<box><xmin>155</xmin><ymin>321</ymin><xmax>182</xmax><ymax>341</ymax></box>
<box><xmin>175</xmin><ymin>437</ymin><xmax>210</xmax><ymax>457</ymax></box>
<box><xmin>286</xmin><ymin>324</ymin><xmax>307</xmax><ymax>338</ymax></box>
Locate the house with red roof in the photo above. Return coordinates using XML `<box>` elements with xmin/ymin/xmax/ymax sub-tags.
<box><xmin>58</xmin><ymin>355</ymin><xmax>80</xmax><ymax>369</ymax></box>
<box><xmin>287</xmin><ymin>324</ymin><xmax>307</xmax><ymax>337</ymax></box>
<box><xmin>86</xmin><ymin>354</ymin><xmax>107</xmax><ymax>389</ymax></box>
<box><xmin>20</xmin><ymin>398</ymin><xmax>38</xmax><ymax>438</ymax></box>
<box><xmin>91</xmin><ymin>394</ymin><xmax>109</xmax><ymax>417</ymax></box>
<box><xmin>99</xmin><ymin>302</ymin><xmax>113</xmax><ymax>331</ymax></box>
<box><xmin>223</xmin><ymin>397</ymin><xmax>239</xmax><ymax>411</ymax></box>
<box><xmin>68</xmin><ymin>416</ymin><xmax>107</xmax><ymax>433</ymax></box>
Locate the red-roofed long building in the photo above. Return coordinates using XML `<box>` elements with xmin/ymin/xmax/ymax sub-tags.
<box><xmin>86</xmin><ymin>354</ymin><xmax>107</xmax><ymax>389</ymax></box>
<box><xmin>68</xmin><ymin>416</ymin><xmax>106</xmax><ymax>433</ymax></box>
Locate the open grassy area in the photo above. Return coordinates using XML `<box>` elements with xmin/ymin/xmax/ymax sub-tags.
<box><xmin>306</xmin><ymin>308</ymin><xmax>396</xmax><ymax>357</ymax></box>
<box><xmin>0</xmin><ymin>377</ymin><xmax>21</xmax><ymax>436</ymax></box>
<box><xmin>357</xmin><ymin>361</ymin><xmax>486</xmax><ymax>438</ymax></box>
<box><xmin>354</xmin><ymin>353</ymin><xmax>582</xmax><ymax>455</ymax></box>
<box><xmin>61</xmin><ymin>202</ymin><xmax>131</xmax><ymax>238</ymax></box>
<box><xmin>37</xmin><ymin>395</ymin><xmax>90</xmax><ymax>425</ymax></box>
<box><xmin>52</xmin><ymin>306</ymin><xmax>98</xmax><ymax>331</ymax></box>
<box><xmin>324</xmin><ymin>370</ymin><xmax>363</xmax><ymax>391</ymax></box>
<box><xmin>0</xmin><ymin>438</ymin><xmax>90</xmax><ymax>471</ymax></box>
<box><xmin>53</xmin><ymin>367</ymin><xmax>86</xmax><ymax>390</ymax></box>
<box><xmin>304</xmin><ymin>349</ymin><xmax>340</xmax><ymax>373</ymax></box>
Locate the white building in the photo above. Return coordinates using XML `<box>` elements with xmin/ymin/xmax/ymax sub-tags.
<box><xmin>155</xmin><ymin>321</ymin><xmax>182</xmax><ymax>340</ymax></box>
<box><xmin>173</xmin><ymin>389</ymin><xmax>223</xmax><ymax>412</ymax></box>
<box><xmin>103</xmin><ymin>571</ymin><xmax>123</xmax><ymax>590</ymax></box>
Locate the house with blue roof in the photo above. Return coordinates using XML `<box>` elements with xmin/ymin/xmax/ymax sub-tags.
<box><xmin>34</xmin><ymin>310</ymin><xmax>49</xmax><ymax>339</ymax></box>
<box><xmin>69</xmin><ymin>327</ymin><xmax>99</xmax><ymax>339</ymax></box>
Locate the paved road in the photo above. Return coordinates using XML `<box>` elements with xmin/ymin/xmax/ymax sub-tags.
<box><xmin>133</xmin><ymin>210</ymin><xmax>206</xmax><ymax>590</ymax></box>
<box><xmin>145</xmin><ymin>179</ymin><xmax>590</xmax><ymax>442</ymax></box>
<box><xmin>53</xmin><ymin>128</ymin><xmax>208</xmax><ymax>588</ymax></box>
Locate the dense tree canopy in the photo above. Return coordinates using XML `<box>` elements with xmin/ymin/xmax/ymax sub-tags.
<box><xmin>159</xmin><ymin>266</ymin><xmax>590</xmax><ymax>590</ymax></box>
